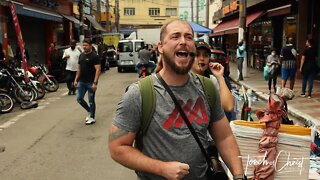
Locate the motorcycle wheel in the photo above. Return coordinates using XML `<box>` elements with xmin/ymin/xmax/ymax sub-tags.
<box><xmin>35</xmin><ymin>83</ymin><xmax>46</xmax><ymax>99</ymax></box>
<box><xmin>0</xmin><ymin>93</ymin><xmax>14</xmax><ymax>113</ymax></box>
<box><xmin>13</xmin><ymin>84</ymin><xmax>36</xmax><ymax>103</ymax></box>
<box><xmin>43</xmin><ymin>77</ymin><xmax>59</xmax><ymax>92</ymax></box>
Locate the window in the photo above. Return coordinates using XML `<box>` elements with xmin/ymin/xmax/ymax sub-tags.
<box><xmin>165</xmin><ymin>8</ymin><xmax>177</xmax><ymax>16</ymax></box>
<box><xmin>135</xmin><ymin>42</ymin><xmax>144</xmax><ymax>52</ymax></box>
<box><xmin>118</xmin><ymin>42</ymin><xmax>133</xmax><ymax>52</ymax></box>
<box><xmin>124</xmin><ymin>8</ymin><xmax>135</xmax><ymax>16</ymax></box>
<box><xmin>149</xmin><ymin>8</ymin><xmax>160</xmax><ymax>16</ymax></box>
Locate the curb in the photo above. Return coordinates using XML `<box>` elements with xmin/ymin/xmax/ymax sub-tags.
<box><xmin>229</xmin><ymin>76</ymin><xmax>320</xmax><ymax>129</ymax></box>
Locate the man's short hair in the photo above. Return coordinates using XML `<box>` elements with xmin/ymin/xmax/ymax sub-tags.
<box><xmin>83</xmin><ymin>38</ymin><xmax>92</xmax><ymax>45</ymax></box>
<box><xmin>160</xmin><ymin>19</ymin><xmax>194</xmax><ymax>42</ymax></box>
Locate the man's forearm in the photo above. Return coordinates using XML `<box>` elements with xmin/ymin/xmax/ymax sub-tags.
<box><xmin>216</xmin><ymin>135</ymin><xmax>244</xmax><ymax>176</ymax></box>
<box><xmin>94</xmin><ymin>66</ymin><xmax>101</xmax><ymax>83</ymax></box>
<box><xmin>110</xmin><ymin>145</ymin><xmax>165</xmax><ymax>176</ymax></box>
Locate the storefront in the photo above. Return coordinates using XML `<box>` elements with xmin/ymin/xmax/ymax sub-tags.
<box><xmin>247</xmin><ymin>19</ymin><xmax>273</xmax><ymax>70</ymax></box>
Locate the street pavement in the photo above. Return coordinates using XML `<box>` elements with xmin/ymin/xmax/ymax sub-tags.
<box><xmin>228</xmin><ymin>61</ymin><xmax>320</xmax><ymax>131</ymax></box>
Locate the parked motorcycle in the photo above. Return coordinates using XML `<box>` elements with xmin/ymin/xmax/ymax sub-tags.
<box><xmin>16</xmin><ymin>68</ymin><xmax>46</xmax><ymax>99</ymax></box>
<box><xmin>0</xmin><ymin>68</ymin><xmax>36</xmax><ymax>103</ymax></box>
<box><xmin>0</xmin><ymin>89</ymin><xmax>14</xmax><ymax>113</ymax></box>
<box><xmin>28</xmin><ymin>64</ymin><xmax>59</xmax><ymax>92</ymax></box>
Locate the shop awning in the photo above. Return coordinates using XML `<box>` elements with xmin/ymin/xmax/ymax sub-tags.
<box><xmin>210</xmin><ymin>11</ymin><xmax>264</xmax><ymax>36</ymax></box>
<box><xmin>61</xmin><ymin>14</ymin><xmax>88</xmax><ymax>29</ymax></box>
<box><xmin>85</xmin><ymin>15</ymin><xmax>106</xmax><ymax>32</ymax></box>
<box><xmin>62</xmin><ymin>14</ymin><xmax>80</xmax><ymax>25</ymax></box>
<box><xmin>15</xmin><ymin>4</ymin><xmax>63</xmax><ymax>22</ymax></box>
<box><xmin>189</xmin><ymin>21</ymin><xmax>212</xmax><ymax>33</ymax></box>
<box><xmin>266</xmin><ymin>4</ymin><xmax>291</xmax><ymax>17</ymax></box>
<box><xmin>120</xmin><ymin>28</ymin><xmax>137</xmax><ymax>35</ymax></box>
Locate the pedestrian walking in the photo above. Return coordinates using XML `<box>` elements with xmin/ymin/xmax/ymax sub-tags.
<box><xmin>266</xmin><ymin>48</ymin><xmax>280</xmax><ymax>94</ymax></box>
<box><xmin>236</xmin><ymin>41</ymin><xmax>245</xmax><ymax>81</ymax></box>
<box><xmin>63</xmin><ymin>40</ymin><xmax>81</xmax><ymax>95</ymax></box>
<box><xmin>47</xmin><ymin>42</ymin><xmax>55</xmax><ymax>70</ymax></box>
<box><xmin>97</xmin><ymin>40</ymin><xmax>107</xmax><ymax>72</ymax></box>
<box><xmin>299</xmin><ymin>39</ymin><xmax>317</xmax><ymax>98</ymax></box>
<box><xmin>280</xmin><ymin>37</ymin><xmax>297</xmax><ymax>90</ymax></box>
<box><xmin>74</xmin><ymin>38</ymin><xmax>101</xmax><ymax>125</ymax></box>
<box><xmin>108</xmin><ymin>19</ymin><xmax>245</xmax><ymax>180</ymax></box>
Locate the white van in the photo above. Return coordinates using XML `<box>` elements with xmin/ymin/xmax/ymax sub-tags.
<box><xmin>117</xmin><ymin>39</ymin><xmax>145</xmax><ymax>72</ymax></box>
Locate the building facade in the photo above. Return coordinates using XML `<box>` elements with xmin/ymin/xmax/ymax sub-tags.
<box><xmin>210</xmin><ymin>0</ymin><xmax>320</xmax><ymax>74</ymax></box>
<box><xmin>119</xmin><ymin>0</ymin><xmax>179</xmax><ymax>31</ymax></box>
<box><xmin>0</xmin><ymin>0</ymin><xmax>108</xmax><ymax>66</ymax></box>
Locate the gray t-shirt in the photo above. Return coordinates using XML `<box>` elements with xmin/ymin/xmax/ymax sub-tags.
<box><xmin>113</xmin><ymin>73</ymin><xmax>225</xmax><ymax>180</ymax></box>
<box><xmin>138</xmin><ymin>49</ymin><xmax>151</xmax><ymax>64</ymax></box>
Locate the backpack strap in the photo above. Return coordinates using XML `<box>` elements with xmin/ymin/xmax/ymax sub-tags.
<box><xmin>136</xmin><ymin>75</ymin><xmax>156</xmax><ymax>149</ymax></box>
<box><xmin>136</xmin><ymin>74</ymin><xmax>216</xmax><ymax>149</ymax></box>
<box><xmin>195</xmin><ymin>74</ymin><xmax>216</xmax><ymax>112</ymax></box>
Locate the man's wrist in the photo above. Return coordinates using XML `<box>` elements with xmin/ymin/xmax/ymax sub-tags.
<box><xmin>233</xmin><ymin>174</ymin><xmax>247</xmax><ymax>180</ymax></box>
<box><xmin>93</xmin><ymin>81</ymin><xmax>98</xmax><ymax>85</ymax></box>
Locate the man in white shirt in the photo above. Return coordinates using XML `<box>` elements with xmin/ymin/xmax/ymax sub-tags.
<box><xmin>63</xmin><ymin>40</ymin><xmax>81</xmax><ymax>95</ymax></box>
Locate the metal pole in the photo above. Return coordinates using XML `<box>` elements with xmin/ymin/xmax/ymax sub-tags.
<box><xmin>205</xmin><ymin>0</ymin><xmax>209</xmax><ymax>27</ymax></box>
<box><xmin>115</xmin><ymin>0</ymin><xmax>119</xmax><ymax>33</ymax></box>
<box><xmin>196</xmin><ymin>0</ymin><xmax>199</xmax><ymax>23</ymax></box>
<box><xmin>78</xmin><ymin>0</ymin><xmax>84</xmax><ymax>42</ymax></box>
<box><xmin>105</xmin><ymin>0</ymin><xmax>110</xmax><ymax>32</ymax></box>
<box><xmin>191</xmin><ymin>0</ymin><xmax>194</xmax><ymax>22</ymax></box>
<box><xmin>238</xmin><ymin>0</ymin><xmax>247</xmax><ymax>77</ymax></box>
<box><xmin>97</xmin><ymin>0</ymin><xmax>101</xmax><ymax>22</ymax></box>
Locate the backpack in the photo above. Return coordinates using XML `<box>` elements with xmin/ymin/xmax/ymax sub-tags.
<box><xmin>135</xmin><ymin>74</ymin><xmax>217</xmax><ymax>149</ymax></box>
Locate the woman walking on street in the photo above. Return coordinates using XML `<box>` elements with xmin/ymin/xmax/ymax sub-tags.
<box><xmin>266</xmin><ymin>48</ymin><xmax>280</xmax><ymax>94</ymax></box>
<box><xmin>236</xmin><ymin>41</ymin><xmax>245</xmax><ymax>81</ymax></box>
<box><xmin>299</xmin><ymin>39</ymin><xmax>317</xmax><ymax>99</ymax></box>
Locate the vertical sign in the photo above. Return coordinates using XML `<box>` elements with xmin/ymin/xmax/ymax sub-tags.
<box><xmin>9</xmin><ymin>2</ymin><xmax>29</xmax><ymax>82</ymax></box>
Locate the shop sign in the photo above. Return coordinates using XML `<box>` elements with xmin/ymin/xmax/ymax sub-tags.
<box><xmin>223</xmin><ymin>5</ymin><xmax>230</xmax><ymax>15</ymax></box>
<box><xmin>229</xmin><ymin>1</ymin><xmax>238</xmax><ymax>12</ymax></box>
<box><xmin>31</xmin><ymin>0</ymin><xmax>59</xmax><ymax>10</ymax></box>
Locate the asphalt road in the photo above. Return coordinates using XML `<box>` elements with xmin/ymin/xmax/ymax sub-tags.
<box><xmin>0</xmin><ymin>67</ymin><xmax>138</xmax><ymax>180</ymax></box>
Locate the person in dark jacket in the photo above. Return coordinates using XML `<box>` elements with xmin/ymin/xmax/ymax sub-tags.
<box><xmin>280</xmin><ymin>37</ymin><xmax>297</xmax><ymax>90</ymax></box>
<box><xmin>299</xmin><ymin>39</ymin><xmax>317</xmax><ymax>98</ymax></box>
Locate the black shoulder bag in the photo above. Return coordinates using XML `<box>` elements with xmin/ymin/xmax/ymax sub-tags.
<box><xmin>156</xmin><ymin>73</ymin><xmax>228</xmax><ymax>180</ymax></box>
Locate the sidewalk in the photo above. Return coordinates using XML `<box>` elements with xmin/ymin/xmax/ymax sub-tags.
<box><xmin>228</xmin><ymin>61</ymin><xmax>320</xmax><ymax>131</ymax></box>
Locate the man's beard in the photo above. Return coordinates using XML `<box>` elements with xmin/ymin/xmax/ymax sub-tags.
<box><xmin>71</xmin><ymin>46</ymin><xmax>75</xmax><ymax>50</ymax></box>
<box><xmin>162</xmin><ymin>52</ymin><xmax>194</xmax><ymax>75</ymax></box>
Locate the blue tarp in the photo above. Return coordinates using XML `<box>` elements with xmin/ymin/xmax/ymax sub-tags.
<box><xmin>189</xmin><ymin>21</ymin><xmax>212</xmax><ymax>34</ymax></box>
<box><xmin>120</xmin><ymin>28</ymin><xmax>137</xmax><ymax>35</ymax></box>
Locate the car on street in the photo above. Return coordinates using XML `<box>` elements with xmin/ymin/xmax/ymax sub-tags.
<box><xmin>117</xmin><ymin>39</ymin><xmax>145</xmax><ymax>72</ymax></box>
<box><xmin>210</xmin><ymin>49</ymin><xmax>230</xmax><ymax>77</ymax></box>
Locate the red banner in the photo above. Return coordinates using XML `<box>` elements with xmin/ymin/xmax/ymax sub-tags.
<box><xmin>9</xmin><ymin>2</ymin><xmax>29</xmax><ymax>82</ymax></box>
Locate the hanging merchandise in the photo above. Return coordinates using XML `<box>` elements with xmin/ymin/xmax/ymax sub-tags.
<box><xmin>230</xmin><ymin>94</ymin><xmax>311</xmax><ymax>179</ymax></box>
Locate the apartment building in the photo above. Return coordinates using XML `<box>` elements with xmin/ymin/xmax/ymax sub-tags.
<box><xmin>119</xmin><ymin>0</ymin><xmax>179</xmax><ymax>30</ymax></box>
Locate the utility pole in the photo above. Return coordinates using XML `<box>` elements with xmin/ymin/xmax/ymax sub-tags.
<box><xmin>239</xmin><ymin>0</ymin><xmax>247</xmax><ymax>77</ymax></box>
<box><xmin>105</xmin><ymin>0</ymin><xmax>110</xmax><ymax>32</ymax></box>
<box><xmin>97</xmin><ymin>0</ymin><xmax>101</xmax><ymax>22</ymax></box>
<box><xmin>191</xmin><ymin>0</ymin><xmax>193</xmax><ymax>22</ymax></box>
<box><xmin>196</xmin><ymin>0</ymin><xmax>199</xmax><ymax>23</ymax></box>
<box><xmin>205</xmin><ymin>0</ymin><xmax>209</xmax><ymax>27</ymax></box>
<box><xmin>78</xmin><ymin>0</ymin><xmax>84</xmax><ymax>42</ymax></box>
<box><xmin>115</xmin><ymin>0</ymin><xmax>119</xmax><ymax>33</ymax></box>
